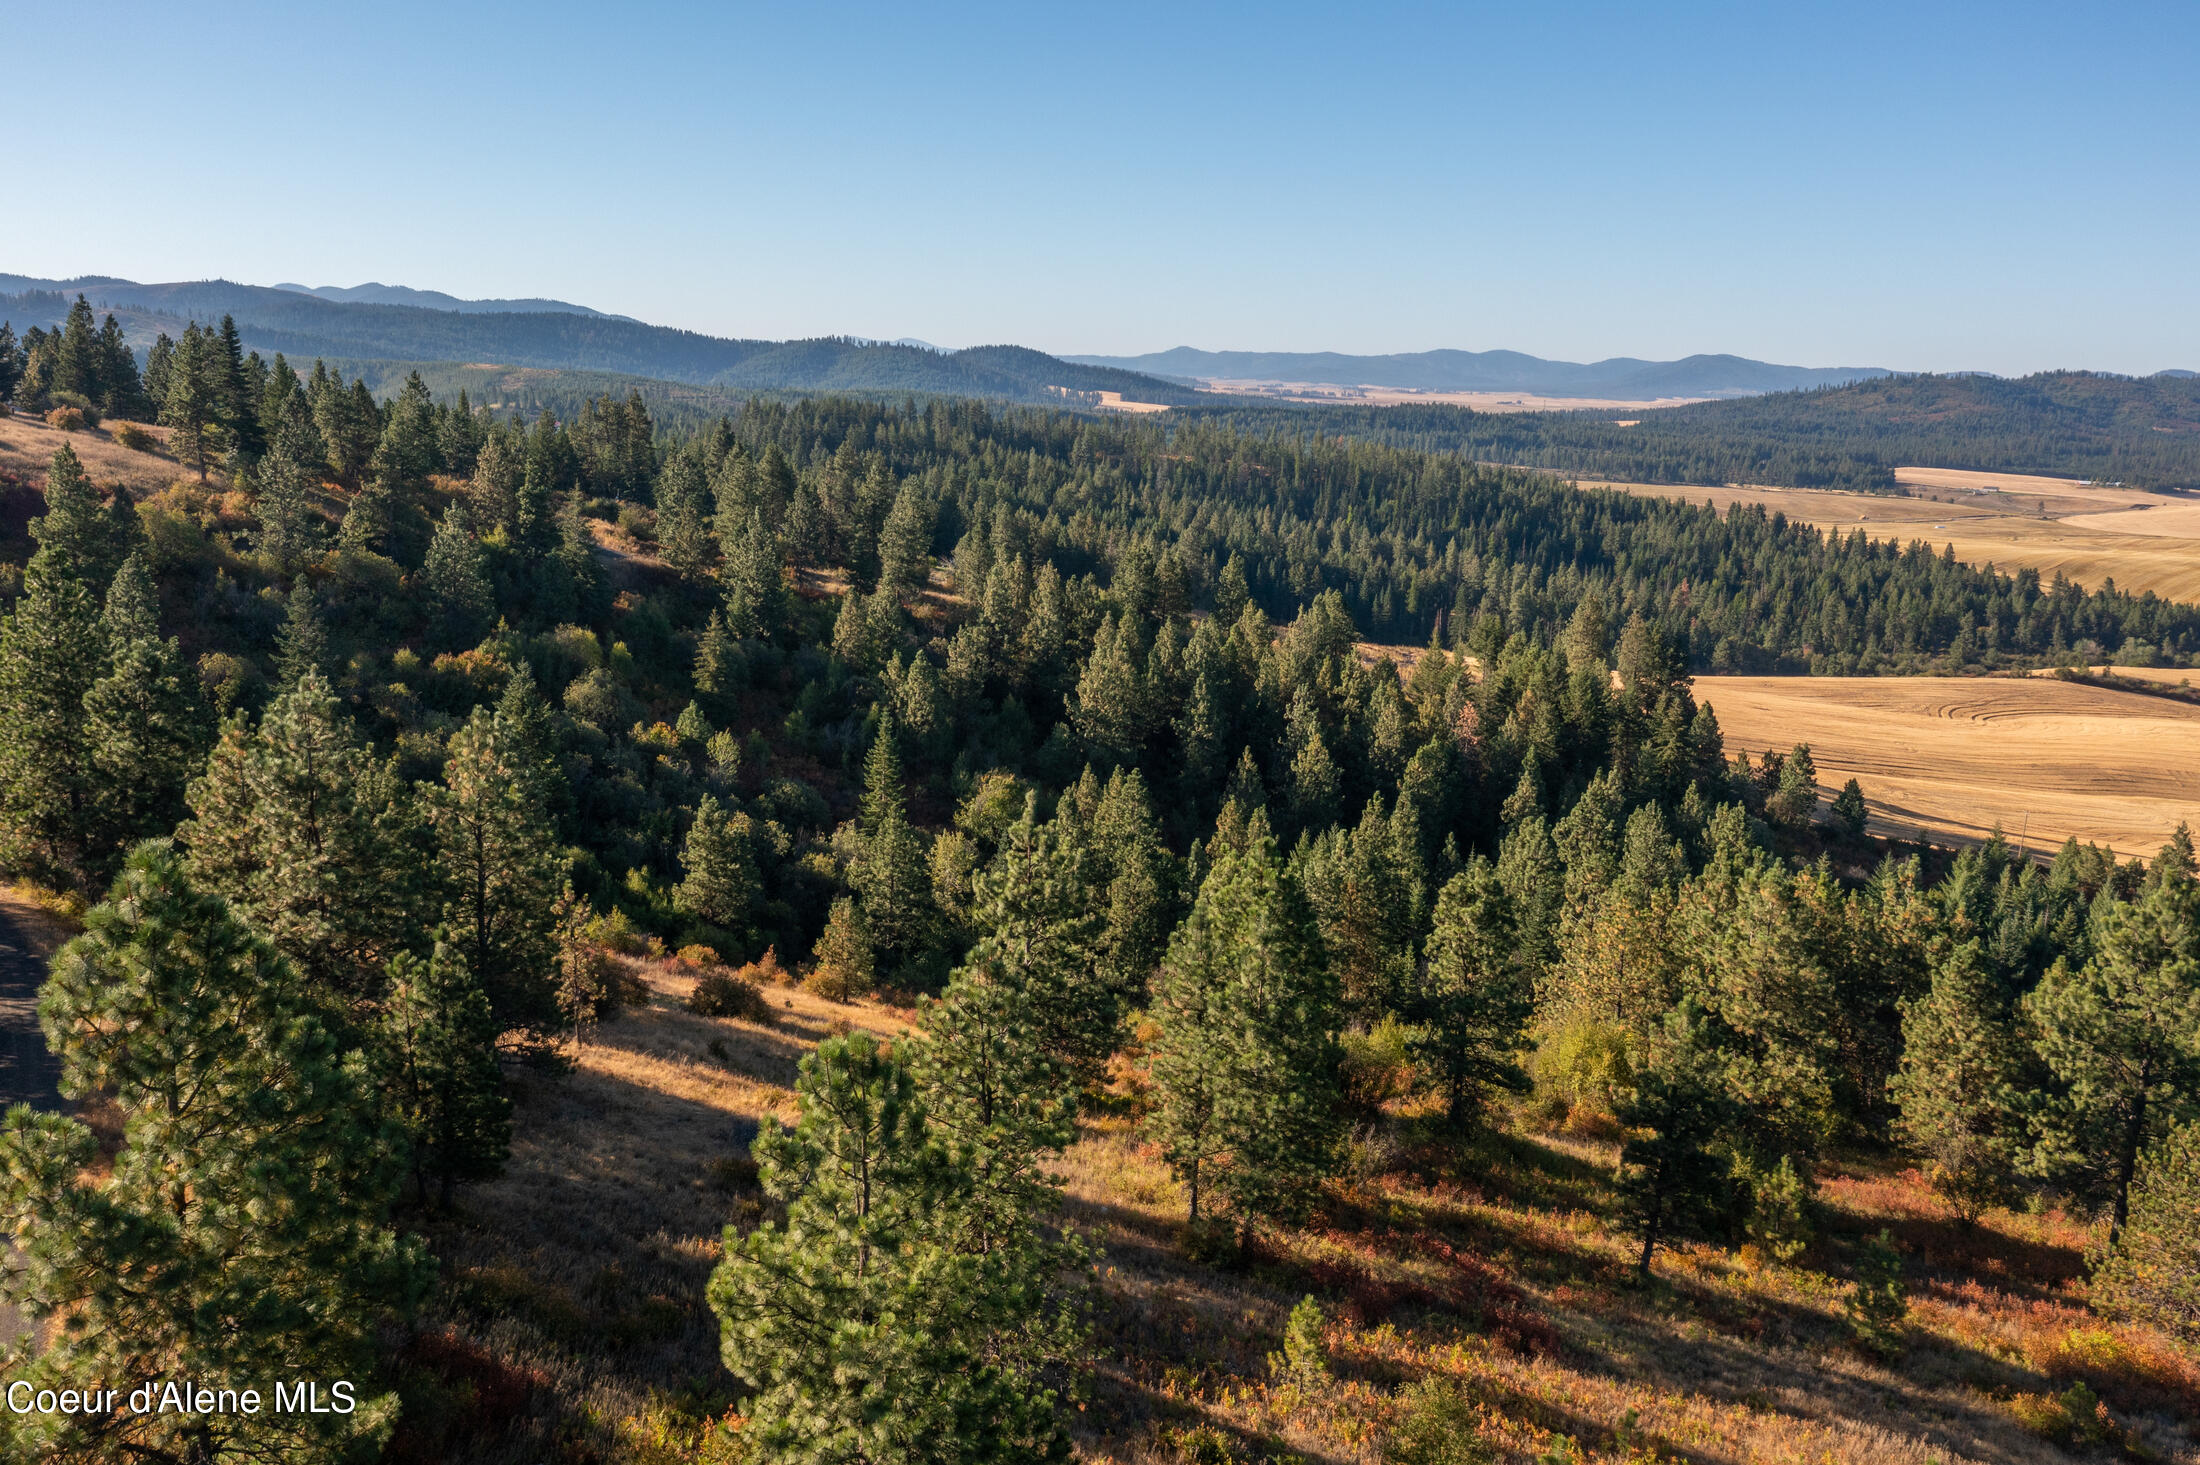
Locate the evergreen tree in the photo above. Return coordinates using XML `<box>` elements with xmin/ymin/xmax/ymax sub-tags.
<box><xmin>0</xmin><ymin>845</ymin><xmax>425</xmax><ymax>1463</ymax></box>
<box><xmin>877</xmin><ymin>478</ymin><xmax>934</xmax><ymax>593</ymax></box>
<box><xmin>178</xmin><ymin>673</ymin><xmax>425</xmax><ymax>1000</ymax></box>
<box><xmin>255</xmin><ymin>439</ymin><xmax>327</xmax><ymax>574</ymax></box>
<box><xmin>160</xmin><ymin>321</ymin><xmax>219</xmax><ymax>481</ymax></box>
<box><xmin>720</xmin><ymin>507</ymin><xmax>787</xmax><ymax>639</ymax></box>
<box><xmin>675</xmin><ymin>793</ymin><xmax>758</xmax><ymax>943</ymax></box>
<box><xmin>378</xmin><ymin>936</ymin><xmax>511</xmax><ymax>1210</ymax></box>
<box><xmin>1832</xmin><ymin>778</ymin><xmax>1869</xmax><ymax>839</ymax></box>
<box><xmin>2026</xmin><ymin>848</ymin><xmax>2200</xmax><ymax>1239</ymax></box>
<box><xmin>2089</xmin><ymin>1120</ymin><xmax>2200</xmax><ymax>1346</ymax></box>
<box><xmin>213</xmin><ymin>314</ymin><xmax>263</xmax><ymax>461</ymax></box>
<box><xmin>273</xmin><ymin>578</ymin><xmax>333</xmax><ymax>686</ymax></box>
<box><xmin>422</xmin><ymin>502</ymin><xmax>495</xmax><ymax>650</ymax></box>
<box><xmin>851</xmin><ymin>716</ymin><xmax>937</xmax><ymax>983</ymax></box>
<box><xmin>1766</xmin><ymin>742</ymin><xmax>1819</xmax><ymax>829</ymax></box>
<box><xmin>809</xmin><ymin>896</ymin><xmax>877</xmax><ymax>1000</ymax></box>
<box><xmin>1890</xmin><ymin>938</ymin><xmax>2030</xmax><ymax>1221</ymax></box>
<box><xmin>655</xmin><ymin>444</ymin><xmax>715</xmax><ymax>580</ymax></box>
<box><xmin>1412</xmin><ymin>856</ymin><xmax>1533</xmax><ymax>1127</ymax></box>
<box><xmin>0</xmin><ymin>447</ymin><xmax>109</xmax><ymax>885</ymax></box>
<box><xmin>423</xmin><ymin>704</ymin><xmax>566</xmax><ymax>1038</ymax></box>
<box><xmin>708</xmin><ymin>1033</ymin><xmax>1078</xmax><ymax>1463</ymax></box>
<box><xmin>1147</xmin><ymin>819</ymin><xmax>1342</xmax><ymax>1230</ymax></box>
<box><xmin>83</xmin><ymin>552</ymin><xmax>205</xmax><ymax>868</ymax></box>
<box><xmin>913</xmin><ymin>809</ymin><xmax>1086</xmax><ymax>1249</ymax></box>
<box><xmin>1615</xmin><ymin>1004</ymin><xmax>1737</xmax><ymax>1276</ymax></box>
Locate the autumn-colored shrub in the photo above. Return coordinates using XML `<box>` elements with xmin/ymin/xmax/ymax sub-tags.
<box><xmin>689</xmin><ymin>969</ymin><xmax>768</xmax><ymax>1022</ymax></box>
<box><xmin>111</xmin><ymin>422</ymin><xmax>158</xmax><ymax>454</ymax></box>
<box><xmin>45</xmin><ymin>406</ymin><xmax>86</xmax><ymax>432</ymax></box>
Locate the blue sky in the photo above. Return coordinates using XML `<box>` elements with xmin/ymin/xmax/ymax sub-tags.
<box><xmin>10</xmin><ymin>1</ymin><xmax>2196</xmax><ymax>373</ymax></box>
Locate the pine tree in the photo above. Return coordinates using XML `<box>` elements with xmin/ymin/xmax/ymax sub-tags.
<box><xmin>720</xmin><ymin>507</ymin><xmax>787</xmax><ymax>640</ymax></box>
<box><xmin>255</xmin><ymin>439</ymin><xmax>327</xmax><ymax>574</ymax></box>
<box><xmin>1832</xmin><ymin>778</ymin><xmax>1869</xmax><ymax>839</ymax></box>
<box><xmin>708</xmin><ymin>1033</ymin><xmax>1078</xmax><ymax>1463</ymax></box>
<box><xmin>809</xmin><ymin>896</ymin><xmax>877</xmax><ymax>1000</ymax></box>
<box><xmin>675</xmin><ymin>793</ymin><xmax>758</xmax><ymax>943</ymax></box>
<box><xmin>424</xmin><ymin>704</ymin><xmax>566</xmax><ymax>1039</ymax></box>
<box><xmin>2089</xmin><ymin>1120</ymin><xmax>2200</xmax><ymax>1346</ymax></box>
<box><xmin>378</xmin><ymin>936</ymin><xmax>511</xmax><ymax>1210</ymax></box>
<box><xmin>213</xmin><ymin>314</ymin><xmax>264</xmax><ymax>461</ymax></box>
<box><xmin>178</xmin><ymin>672</ymin><xmax>426</xmax><ymax>1000</ymax></box>
<box><xmin>877</xmin><ymin>478</ymin><xmax>934</xmax><ymax>593</ymax></box>
<box><xmin>1412</xmin><ymin>856</ymin><xmax>1533</xmax><ymax>1127</ymax></box>
<box><xmin>1844</xmin><ymin>1230</ymin><xmax>1908</xmax><ymax>1358</ymax></box>
<box><xmin>83</xmin><ymin>552</ymin><xmax>205</xmax><ymax>868</ymax></box>
<box><xmin>1766</xmin><ymin>742</ymin><xmax>1819</xmax><ymax>829</ymax></box>
<box><xmin>1890</xmin><ymin>938</ymin><xmax>2030</xmax><ymax>1221</ymax></box>
<box><xmin>422</xmin><ymin>502</ymin><xmax>495</xmax><ymax>650</ymax></box>
<box><xmin>273</xmin><ymin>578</ymin><xmax>333</xmax><ymax>686</ymax></box>
<box><xmin>1148</xmin><ymin>819</ymin><xmax>1343</xmax><ymax>1230</ymax></box>
<box><xmin>0</xmin><ymin>845</ymin><xmax>425</xmax><ymax>1463</ymax></box>
<box><xmin>913</xmin><ymin>809</ymin><xmax>1086</xmax><ymax>1249</ymax></box>
<box><xmin>0</xmin><ymin>446</ymin><xmax>121</xmax><ymax>885</ymax></box>
<box><xmin>851</xmin><ymin>716</ymin><xmax>936</xmax><ymax>983</ymax></box>
<box><xmin>1615</xmin><ymin>1004</ymin><xmax>1737</xmax><ymax>1276</ymax></box>
<box><xmin>655</xmin><ymin>444</ymin><xmax>715</xmax><ymax>580</ymax></box>
<box><xmin>160</xmin><ymin>321</ymin><xmax>218</xmax><ymax>481</ymax></box>
<box><xmin>2026</xmin><ymin>846</ymin><xmax>2200</xmax><ymax>1240</ymax></box>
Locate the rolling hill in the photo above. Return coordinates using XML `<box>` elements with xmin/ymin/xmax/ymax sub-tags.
<box><xmin>0</xmin><ymin>275</ymin><xmax>1200</xmax><ymax>407</ymax></box>
<box><xmin>1063</xmin><ymin>345</ymin><xmax>1892</xmax><ymax>398</ymax></box>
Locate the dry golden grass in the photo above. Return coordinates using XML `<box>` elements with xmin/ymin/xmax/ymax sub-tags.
<box><xmin>0</xmin><ymin>410</ymin><xmax>191</xmax><ymax>497</ymax></box>
<box><xmin>1697</xmin><ymin>673</ymin><xmax>2200</xmax><ymax>858</ymax></box>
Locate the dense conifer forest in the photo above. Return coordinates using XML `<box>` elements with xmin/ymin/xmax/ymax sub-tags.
<box><xmin>2</xmin><ymin>339</ymin><xmax>2198</xmax><ymax>1461</ymax></box>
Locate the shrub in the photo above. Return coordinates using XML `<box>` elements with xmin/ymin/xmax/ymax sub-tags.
<box><xmin>45</xmin><ymin>406</ymin><xmax>87</xmax><ymax>433</ymax></box>
<box><xmin>674</xmin><ymin>943</ymin><xmax>722</xmax><ymax>968</ymax></box>
<box><xmin>1267</xmin><ymin>1296</ymin><xmax>1327</xmax><ymax>1391</ymax></box>
<box><xmin>1339</xmin><ymin>1015</ymin><xmax>1417</xmax><ymax>1116</ymax></box>
<box><xmin>1529</xmin><ymin>1020</ymin><xmax>1633</xmax><ymax>1126</ymax></box>
<box><xmin>111</xmin><ymin>422</ymin><xmax>159</xmax><ymax>454</ymax></box>
<box><xmin>1844</xmin><ymin>1229</ymin><xmax>1907</xmax><ymax>1358</ymax></box>
<box><xmin>584</xmin><ymin>906</ymin><xmax>648</xmax><ymax>957</ymax></box>
<box><xmin>689</xmin><ymin>969</ymin><xmax>768</xmax><ymax>1022</ymax></box>
<box><xmin>1387</xmin><ymin>1377</ymin><xmax>1496</xmax><ymax>1464</ymax></box>
<box><xmin>1742</xmin><ymin>1155</ymin><xmax>1815</xmax><ymax>1264</ymax></box>
<box><xmin>1169</xmin><ymin>1425</ymin><xmax>1237</xmax><ymax>1464</ymax></box>
<box><xmin>2008</xmin><ymin>1381</ymin><xmax>2118</xmax><ymax>1446</ymax></box>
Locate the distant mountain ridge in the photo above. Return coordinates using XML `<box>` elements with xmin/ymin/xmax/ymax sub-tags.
<box><xmin>1062</xmin><ymin>346</ymin><xmax>1892</xmax><ymax>399</ymax></box>
<box><xmin>0</xmin><ymin>274</ymin><xmax>1198</xmax><ymax>407</ymax></box>
<box><xmin>271</xmin><ymin>281</ymin><xmax>637</xmax><ymax>321</ymax></box>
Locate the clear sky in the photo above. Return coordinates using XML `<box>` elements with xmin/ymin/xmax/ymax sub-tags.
<box><xmin>9</xmin><ymin>1</ymin><xmax>2196</xmax><ymax>374</ymax></box>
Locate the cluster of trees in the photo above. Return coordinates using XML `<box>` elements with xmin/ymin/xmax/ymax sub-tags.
<box><xmin>4</xmin><ymin>368</ymin><xmax>2200</xmax><ymax>1450</ymax></box>
<box><xmin>2</xmin><ymin>295</ymin><xmax>154</xmax><ymax>422</ymax></box>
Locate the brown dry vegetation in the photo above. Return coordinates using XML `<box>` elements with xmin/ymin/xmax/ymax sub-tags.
<box><xmin>1695</xmin><ymin>674</ymin><xmax>2200</xmax><ymax>858</ymax></box>
<box><xmin>1580</xmin><ymin>470</ymin><xmax>2200</xmax><ymax>602</ymax></box>
<box><xmin>412</xmin><ymin>948</ymin><xmax>2200</xmax><ymax>1464</ymax></box>
<box><xmin>0</xmin><ymin>410</ymin><xmax>190</xmax><ymax>498</ymax></box>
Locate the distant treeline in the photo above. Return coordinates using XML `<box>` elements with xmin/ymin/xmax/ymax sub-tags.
<box><xmin>1183</xmin><ymin>370</ymin><xmax>2200</xmax><ymax>493</ymax></box>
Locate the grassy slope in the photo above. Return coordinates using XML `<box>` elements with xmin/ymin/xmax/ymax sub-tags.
<box><xmin>404</xmin><ymin>956</ymin><xmax>2200</xmax><ymax>1465</ymax></box>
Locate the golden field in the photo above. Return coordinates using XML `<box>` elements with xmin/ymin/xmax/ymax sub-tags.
<box><xmin>0</xmin><ymin>411</ymin><xmax>188</xmax><ymax>497</ymax></box>
<box><xmin>1696</xmin><ymin>674</ymin><xmax>2200</xmax><ymax>859</ymax></box>
<box><xmin>1583</xmin><ymin>467</ymin><xmax>2200</xmax><ymax>602</ymax></box>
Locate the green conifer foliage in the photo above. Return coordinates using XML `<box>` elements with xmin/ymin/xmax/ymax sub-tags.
<box><xmin>83</xmin><ymin>552</ymin><xmax>206</xmax><ymax>868</ymax></box>
<box><xmin>378</xmin><ymin>937</ymin><xmax>511</xmax><ymax>1210</ymax></box>
<box><xmin>160</xmin><ymin>321</ymin><xmax>219</xmax><ymax>481</ymax></box>
<box><xmin>675</xmin><ymin>793</ymin><xmax>759</xmax><ymax>944</ymax></box>
<box><xmin>0</xmin><ymin>448</ymin><xmax>112</xmax><ymax>883</ymax></box>
<box><xmin>424</xmin><ymin>704</ymin><xmax>566</xmax><ymax>1037</ymax></box>
<box><xmin>422</xmin><ymin>502</ymin><xmax>495</xmax><ymax>650</ymax></box>
<box><xmin>2089</xmin><ymin>1121</ymin><xmax>2200</xmax><ymax>1345</ymax></box>
<box><xmin>1148</xmin><ymin>818</ymin><xmax>1343</xmax><ymax>1230</ymax></box>
<box><xmin>254</xmin><ymin>440</ymin><xmax>327</xmax><ymax>575</ymax></box>
<box><xmin>2026</xmin><ymin>843</ymin><xmax>2200</xmax><ymax>1239</ymax></box>
<box><xmin>1615</xmin><ymin>1005</ymin><xmax>1737</xmax><ymax>1276</ymax></box>
<box><xmin>0</xmin><ymin>845</ymin><xmax>425</xmax><ymax>1463</ymax></box>
<box><xmin>178</xmin><ymin>673</ymin><xmax>425</xmax><ymax>1000</ymax></box>
<box><xmin>1890</xmin><ymin>938</ymin><xmax>2030</xmax><ymax>1221</ymax></box>
<box><xmin>708</xmin><ymin>1033</ymin><xmax>1077</xmax><ymax>1463</ymax></box>
<box><xmin>851</xmin><ymin>717</ymin><xmax>937</xmax><ymax>983</ymax></box>
<box><xmin>1412</xmin><ymin>856</ymin><xmax>1533</xmax><ymax>1126</ymax></box>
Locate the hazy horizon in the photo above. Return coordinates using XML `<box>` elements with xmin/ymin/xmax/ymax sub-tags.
<box><xmin>12</xmin><ymin>1</ymin><xmax>2197</xmax><ymax>378</ymax></box>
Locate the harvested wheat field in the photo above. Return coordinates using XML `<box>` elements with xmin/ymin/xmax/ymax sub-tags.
<box><xmin>1696</xmin><ymin>674</ymin><xmax>2200</xmax><ymax>858</ymax></box>
<box><xmin>1583</xmin><ymin>471</ymin><xmax>2200</xmax><ymax>602</ymax></box>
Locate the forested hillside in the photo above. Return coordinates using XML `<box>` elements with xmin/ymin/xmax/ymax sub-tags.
<box><xmin>2</xmin><ymin>341</ymin><xmax>2199</xmax><ymax>1461</ymax></box>
<box><xmin>1196</xmin><ymin>370</ymin><xmax>2200</xmax><ymax>492</ymax></box>
<box><xmin>0</xmin><ymin>281</ymin><xmax>1200</xmax><ymax>405</ymax></box>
